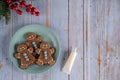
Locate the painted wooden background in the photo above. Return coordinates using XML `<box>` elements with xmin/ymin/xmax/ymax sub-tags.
<box><xmin>0</xmin><ymin>0</ymin><xmax>120</xmax><ymax>80</ymax></box>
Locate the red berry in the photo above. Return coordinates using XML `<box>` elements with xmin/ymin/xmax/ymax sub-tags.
<box><xmin>20</xmin><ymin>2</ymin><xmax>25</xmax><ymax>8</ymax></box>
<box><xmin>20</xmin><ymin>4</ymin><xmax>25</xmax><ymax>8</ymax></box>
<box><xmin>16</xmin><ymin>10</ymin><xmax>23</xmax><ymax>15</ymax></box>
<box><xmin>31</xmin><ymin>7</ymin><xmax>36</xmax><ymax>12</ymax></box>
<box><xmin>21</xmin><ymin>0</ymin><xmax>26</xmax><ymax>4</ymax></box>
<box><xmin>6</xmin><ymin>0</ymin><xmax>11</xmax><ymax>4</ymax></box>
<box><xmin>27</xmin><ymin>4</ymin><xmax>32</xmax><ymax>9</ymax></box>
<box><xmin>26</xmin><ymin>8</ymin><xmax>31</xmax><ymax>12</ymax></box>
<box><xmin>13</xmin><ymin>6</ymin><xmax>18</xmax><ymax>10</ymax></box>
<box><xmin>35</xmin><ymin>12</ymin><xmax>40</xmax><ymax>16</ymax></box>
<box><xmin>10</xmin><ymin>3</ymin><xmax>18</xmax><ymax>10</ymax></box>
<box><xmin>31</xmin><ymin>11</ymin><xmax>35</xmax><ymax>15</ymax></box>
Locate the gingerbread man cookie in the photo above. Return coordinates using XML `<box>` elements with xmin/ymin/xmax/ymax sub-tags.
<box><xmin>25</xmin><ymin>32</ymin><xmax>43</xmax><ymax>49</ymax></box>
<box><xmin>14</xmin><ymin>43</ymin><xmax>35</xmax><ymax>69</ymax></box>
<box><xmin>34</xmin><ymin>48</ymin><xmax>43</xmax><ymax>66</ymax></box>
<box><xmin>35</xmin><ymin>42</ymin><xmax>55</xmax><ymax>66</ymax></box>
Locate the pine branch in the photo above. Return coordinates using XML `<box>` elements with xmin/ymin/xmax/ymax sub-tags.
<box><xmin>0</xmin><ymin>0</ymin><xmax>36</xmax><ymax>25</ymax></box>
<box><xmin>0</xmin><ymin>0</ymin><xmax>21</xmax><ymax>24</ymax></box>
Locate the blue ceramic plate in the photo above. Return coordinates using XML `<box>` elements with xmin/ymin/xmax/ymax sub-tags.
<box><xmin>9</xmin><ymin>24</ymin><xmax>60</xmax><ymax>73</ymax></box>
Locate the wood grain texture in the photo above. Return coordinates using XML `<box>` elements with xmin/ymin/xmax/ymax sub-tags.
<box><xmin>69</xmin><ymin>0</ymin><xmax>84</xmax><ymax>80</ymax></box>
<box><xmin>84</xmin><ymin>0</ymin><xmax>90</xmax><ymax>80</ymax></box>
<box><xmin>0</xmin><ymin>10</ymin><xmax>13</xmax><ymax>80</ymax></box>
<box><xmin>50</xmin><ymin>0</ymin><xmax>69</xmax><ymax>80</ymax></box>
<box><xmin>0</xmin><ymin>0</ymin><xmax>120</xmax><ymax>80</ymax></box>
<box><xmin>84</xmin><ymin>0</ymin><xmax>120</xmax><ymax>80</ymax></box>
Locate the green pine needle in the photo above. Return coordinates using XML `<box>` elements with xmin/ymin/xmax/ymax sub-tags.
<box><xmin>0</xmin><ymin>0</ymin><xmax>21</xmax><ymax>24</ymax></box>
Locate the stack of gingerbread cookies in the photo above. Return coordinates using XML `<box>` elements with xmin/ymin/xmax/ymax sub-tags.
<box><xmin>14</xmin><ymin>32</ymin><xmax>56</xmax><ymax>69</ymax></box>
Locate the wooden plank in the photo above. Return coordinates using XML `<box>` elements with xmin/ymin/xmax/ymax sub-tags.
<box><xmin>69</xmin><ymin>0</ymin><xmax>84</xmax><ymax>80</ymax></box>
<box><xmin>84</xmin><ymin>0</ymin><xmax>90</xmax><ymax>80</ymax></box>
<box><xmin>84</xmin><ymin>0</ymin><xmax>120</xmax><ymax>80</ymax></box>
<box><xmin>0</xmin><ymin>18</ymin><xmax>13</xmax><ymax>80</ymax></box>
<box><xmin>102</xmin><ymin>1</ymin><xmax>120</xmax><ymax>79</ymax></box>
<box><xmin>50</xmin><ymin>0</ymin><xmax>69</xmax><ymax>80</ymax></box>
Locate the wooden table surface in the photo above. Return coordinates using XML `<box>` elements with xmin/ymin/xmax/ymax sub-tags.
<box><xmin>0</xmin><ymin>0</ymin><xmax>120</xmax><ymax>80</ymax></box>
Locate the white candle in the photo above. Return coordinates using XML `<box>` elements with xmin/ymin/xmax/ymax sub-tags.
<box><xmin>62</xmin><ymin>48</ymin><xmax>77</xmax><ymax>74</ymax></box>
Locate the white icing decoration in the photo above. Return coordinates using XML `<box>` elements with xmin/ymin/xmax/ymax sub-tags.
<box><xmin>26</xmin><ymin>58</ymin><xmax>29</xmax><ymax>61</ymax></box>
<box><xmin>32</xmin><ymin>42</ymin><xmax>37</xmax><ymax>49</ymax></box>
<box><xmin>44</xmin><ymin>51</ymin><xmax>48</xmax><ymax>59</ymax></box>
<box><xmin>23</xmin><ymin>53</ymin><xmax>27</xmax><ymax>56</ymax></box>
